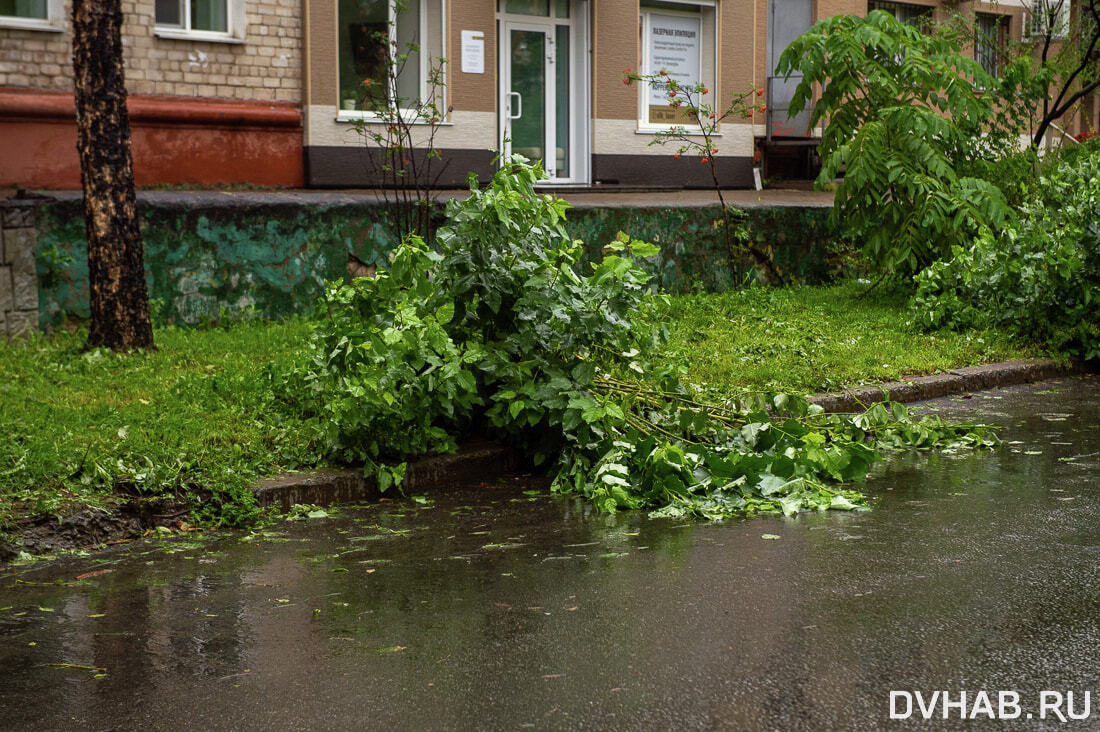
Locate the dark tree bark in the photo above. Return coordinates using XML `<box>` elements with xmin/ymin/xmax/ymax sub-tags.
<box><xmin>72</xmin><ymin>0</ymin><xmax>154</xmax><ymax>351</ymax></box>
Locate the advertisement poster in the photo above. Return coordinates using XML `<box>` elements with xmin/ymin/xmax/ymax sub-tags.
<box><xmin>646</xmin><ymin>12</ymin><xmax>702</xmax><ymax>124</ymax></box>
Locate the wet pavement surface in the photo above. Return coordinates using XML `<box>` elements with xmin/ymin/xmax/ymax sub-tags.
<box><xmin>1</xmin><ymin>376</ymin><xmax>1098</xmax><ymax>731</ymax></box>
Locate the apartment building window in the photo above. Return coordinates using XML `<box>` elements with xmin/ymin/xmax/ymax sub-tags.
<box><xmin>340</xmin><ymin>0</ymin><xmax>439</xmax><ymax>114</ymax></box>
<box><xmin>976</xmin><ymin>13</ymin><xmax>1006</xmax><ymax>77</ymax></box>
<box><xmin>1025</xmin><ymin>0</ymin><xmax>1070</xmax><ymax>40</ymax></box>
<box><xmin>868</xmin><ymin>1</ymin><xmax>933</xmax><ymax>30</ymax></box>
<box><xmin>155</xmin><ymin>0</ymin><xmax>244</xmax><ymax>41</ymax></box>
<box><xmin>0</xmin><ymin>0</ymin><xmax>62</xmax><ymax>30</ymax></box>
<box><xmin>638</xmin><ymin>0</ymin><xmax>717</xmax><ymax>128</ymax></box>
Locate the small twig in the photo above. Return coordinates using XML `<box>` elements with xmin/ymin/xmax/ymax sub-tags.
<box><xmin>48</xmin><ymin>663</ymin><xmax>106</xmax><ymax>673</ymax></box>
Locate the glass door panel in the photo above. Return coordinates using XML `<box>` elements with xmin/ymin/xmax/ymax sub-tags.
<box><xmin>554</xmin><ymin>25</ymin><xmax>569</xmax><ymax>179</ymax></box>
<box><xmin>509</xmin><ymin>28</ymin><xmax>547</xmax><ymax>168</ymax></box>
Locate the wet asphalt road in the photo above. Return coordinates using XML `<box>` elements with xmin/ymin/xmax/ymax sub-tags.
<box><xmin>1</xmin><ymin>376</ymin><xmax>1098</xmax><ymax>731</ymax></box>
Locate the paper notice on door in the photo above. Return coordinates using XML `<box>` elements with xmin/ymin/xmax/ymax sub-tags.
<box><xmin>461</xmin><ymin>30</ymin><xmax>485</xmax><ymax>74</ymax></box>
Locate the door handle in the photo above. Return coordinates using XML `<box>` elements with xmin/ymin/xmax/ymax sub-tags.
<box><xmin>508</xmin><ymin>91</ymin><xmax>523</xmax><ymax>120</ymax></box>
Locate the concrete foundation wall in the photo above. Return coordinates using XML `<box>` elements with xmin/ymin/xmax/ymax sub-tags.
<box><xmin>0</xmin><ymin>201</ymin><xmax>39</xmax><ymax>338</ymax></box>
<box><xmin>24</xmin><ymin>193</ymin><xmax>840</xmax><ymax>332</ymax></box>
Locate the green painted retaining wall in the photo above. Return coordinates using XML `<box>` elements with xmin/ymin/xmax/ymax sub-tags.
<box><xmin>34</xmin><ymin>196</ymin><xmax>843</xmax><ymax>329</ymax></box>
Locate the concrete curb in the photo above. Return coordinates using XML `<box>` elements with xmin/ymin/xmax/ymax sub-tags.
<box><xmin>807</xmin><ymin>359</ymin><xmax>1083</xmax><ymax>413</ymax></box>
<box><xmin>252</xmin><ymin>442</ymin><xmax>525</xmax><ymax>512</ymax></box>
<box><xmin>251</xmin><ymin>359</ymin><xmax>1084</xmax><ymax>511</ymax></box>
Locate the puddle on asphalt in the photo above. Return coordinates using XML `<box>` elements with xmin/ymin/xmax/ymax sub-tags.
<box><xmin>2</xmin><ymin>375</ymin><xmax>1098</xmax><ymax>730</ymax></box>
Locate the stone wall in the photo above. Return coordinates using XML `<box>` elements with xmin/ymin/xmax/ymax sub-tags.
<box><xmin>30</xmin><ymin>193</ymin><xmax>841</xmax><ymax>331</ymax></box>
<box><xmin>0</xmin><ymin>202</ymin><xmax>39</xmax><ymax>338</ymax></box>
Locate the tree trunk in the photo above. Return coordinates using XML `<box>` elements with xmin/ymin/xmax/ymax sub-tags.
<box><xmin>72</xmin><ymin>0</ymin><xmax>154</xmax><ymax>351</ymax></box>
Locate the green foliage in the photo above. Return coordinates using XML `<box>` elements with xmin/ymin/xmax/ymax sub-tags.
<box><xmin>819</xmin><ymin>107</ymin><xmax>1011</xmax><ymax>274</ymax></box>
<box><xmin>284</xmin><ymin>159</ymin><xmax>1000</xmax><ymax>520</ymax></box>
<box><xmin>622</xmin><ymin>70</ymin><xmax>784</xmax><ymax>283</ymax></box>
<box><xmin>661</xmin><ymin>282</ymin><xmax>1034</xmax><ymax>396</ymax></box>
<box><xmin>912</xmin><ymin>148</ymin><xmax>1100</xmax><ymax>360</ymax></box>
<box><xmin>0</xmin><ymin>319</ymin><xmax>318</xmax><ymax>530</ymax></box>
<box><xmin>777</xmin><ymin>12</ymin><xmax>1018</xmax><ymax>275</ymax></box>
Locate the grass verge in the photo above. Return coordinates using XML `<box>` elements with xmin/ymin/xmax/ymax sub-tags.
<box><xmin>0</xmin><ymin>318</ymin><xmax>318</xmax><ymax>538</ymax></box>
<box><xmin>0</xmin><ymin>281</ymin><xmax>1042</xmax><ymax>540</ymax></box>
<box><xmin>661</xmin><ymin>281</ymin><xmax>1041</xmax><ymax>396</ymax></box>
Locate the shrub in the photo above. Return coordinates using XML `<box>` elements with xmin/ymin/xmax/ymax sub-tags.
<box><xmin>912</xmin><ymin>148</ymin><xmax>1100</xmax><ymax>360</ymax></box>
<box><xmin>282</xmin><ymin>159</ymin><xmax>998</xmax><ymax>518</ymax></box>
<box><xmin>777</xmin><ymin>12</ymin><xmax>1019</xmax><ymax>275</ymax></box>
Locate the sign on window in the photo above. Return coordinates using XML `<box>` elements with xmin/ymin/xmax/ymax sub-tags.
<box><xmin>646</xmin><ymin>13</ymin><xmax>701</xmax><ymax>125</ymax></box>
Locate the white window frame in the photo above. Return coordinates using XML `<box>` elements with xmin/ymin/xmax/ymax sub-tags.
<box><xmin>1024</xmin><ymin>0</ymin><xmax>1070</xmax><ymax>40</ymax></box>
<box><xmin>337</xmin><ymin>0</ymin><xmax>444</xmax><ymax>123</ymax></box>
<box><xmin>154</xmin><ymin>0</ymin><xmax>246</xmax><ymax>44</ymax></box>
<box><xmin>0</xmin><ymin>0</ymin><xmax>64</xmax><ymax>32</ymax></box>
<box><xmin>637</xmin><ymin>0</ymin><xmax>716</xmax><ymax>133</ymax></box>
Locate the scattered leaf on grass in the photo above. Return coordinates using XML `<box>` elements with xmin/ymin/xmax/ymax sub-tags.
<box><xmin>761</xmin><ymin>534</ymin><xmax>781</xmax><ymax>540</ymax></box>
<box><xmin>376</xmin><ymin>645</ymin><xmax>406</xmax><ymax>654</ymax></box>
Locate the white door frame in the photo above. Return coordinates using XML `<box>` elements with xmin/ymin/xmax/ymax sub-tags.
<box><xmin>497</xmin><ymin>2</ymin><xmax>590</xmax><ymax>185</ymax></box>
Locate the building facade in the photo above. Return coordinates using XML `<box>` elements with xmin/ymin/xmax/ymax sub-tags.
<box><xmin>1</xmin><ymin>0</ymin><xmax>1094</xmax><ymax>190</ymax></box>
<box><xmin>0</xmin><ymin>0</ymin><xmax>304</xmax><ymax>187</ymax></box>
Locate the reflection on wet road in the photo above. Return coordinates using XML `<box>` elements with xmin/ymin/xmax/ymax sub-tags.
<box><xmin>2</xmin><ymin>376</ymin><xmax>1098</xmax><ymax>730</ymax></box>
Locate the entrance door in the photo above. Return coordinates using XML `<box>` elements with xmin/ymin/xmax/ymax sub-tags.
<box><xmin>499</xmin><ymin>3</ymin><xmax>588</xmax><ymax>184</ymax></box>
<box><xmin>767</xmin><ymin>0</ymin><xmax>813</xmax><ymax>138</ymax></box>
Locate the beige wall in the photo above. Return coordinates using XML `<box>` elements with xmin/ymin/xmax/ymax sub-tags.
<box><xmin>303</xmin><ymin>0</ymin><xmax>495</xmax><ymax>150</ymax></box>
<box><xmin>448</xmin><ymin>1</ymin><xmax>496</xmax><ymax>115</ymax></box>
<box><xmin>0</xmin><ymin>0</ymin><xmax>301</xmax><ymax>101</ymax></box>
<box><xmin>593</xmin><ymin>1</ymin><xmax>637</xmax><ymax>121</ymax></box>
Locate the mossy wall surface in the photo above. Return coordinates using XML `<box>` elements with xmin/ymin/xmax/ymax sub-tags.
<box><xmin>35</xmin><ymin>199</ymin><xmax>840</xmax><ymax>328</ymax></box>
<box><xmin>565</xmin><ymin>206</ymin><xmax>842</xmax><ymax>291</ymax></box>
<box><xmin>36</xmin><ymin>201</ymin><xmax>402</xmax><ymax>328</ymax></box>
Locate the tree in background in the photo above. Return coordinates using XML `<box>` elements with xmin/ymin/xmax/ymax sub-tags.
<box><xmin>349</xmin><ymin>1</ymin><xmax>450</xmax><ymax>245</ymax></box>
<box><xmin>1020</xmin><ymin>0</ymin><xmax>1100</xmax><ymax>146</ymax></box>
<box><xmin>777</xmin><ymin>12</ymin><xmax>1016</xmax><ymax>276</ymax></box>
<box><xmin>623</xmin><ymin>71</ymin><xmax>784</xmax><ymax>284</ymax></box>
<box><xmin>71</xmin><ymin>0</ymin><xmax>154</xmax><ymax>351</ymax></box>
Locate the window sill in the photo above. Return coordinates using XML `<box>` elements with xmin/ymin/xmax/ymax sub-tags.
<box><xmin>0</xmin><ymin>16</ymin><xmax>63</xmax><ymax>31</ymax></box>
<box><xmin>154</xmin><ymin>28</ymin><xmax>245</xmax><ymax>44</ymax></box>
<box><xmin>635</xmin><ymin>127</ymin><xmax>722</xmax><ymax>137</ymax></box>
<box><xmin>335</xmin><ymin>112</ymin><xmax>454</xmax><ymax>126</ymax></box>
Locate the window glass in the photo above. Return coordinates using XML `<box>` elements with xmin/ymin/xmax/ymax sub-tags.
<box><xmin>0</xmin><ymin>0</ymin><xmax>47</xmax><ymax>19</ymax></box>
<box><xmin>639</xmin><ymin>1</ymin><xmax>714</xmax><ymax>127</ymax></box>
<box><xmin>339</xmin><ymin>0</ymin><xmax>422</xmax><ymax>111</ymax></box>
<box><xmin>503</xmin><ymin>0</ymin><xmax>549</xmax><ymax>16</ymax></box>
<box><xmin>154</xmin><ymin>0</ymin><xmax>228</xmax><ymax>33</ymax></box>
<box><xmin>868</xmin><ymin>1</ymin><xmax>932</xmax><ymax>30</ymax></box>
<box><xmin>191</xmin><ymin>0</ymin><xmax>227</xmax><ymax>32</ymax></box>
<box><xmin>154</xmin><ymin>0</ymin><xmax>182</xmax><ymax>26</ymax></box>
<box><xmin>976</xmin><ymin>13</ymin><xmax>1004</xmax><ymax>77</ymax></box>
<box><xmin>1027</xmin><ymin>0</ymin><xmax>1069</xmax><ymax>39</ymax></box>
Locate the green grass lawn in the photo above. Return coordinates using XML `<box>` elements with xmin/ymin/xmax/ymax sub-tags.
<box><xmin>0</xmin><ymin>318</ymin><xmax>318</xmax><ymax>531</ymax></box>
<box><xmin>662</xmin><ymin>281</ymin><xmax>1041</xmax><ymax>396</ymax></box>
<box><xmin>0</xmin><ymin>281</ymin><xmax>1043</xmax><ymax>534</ymax></box>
